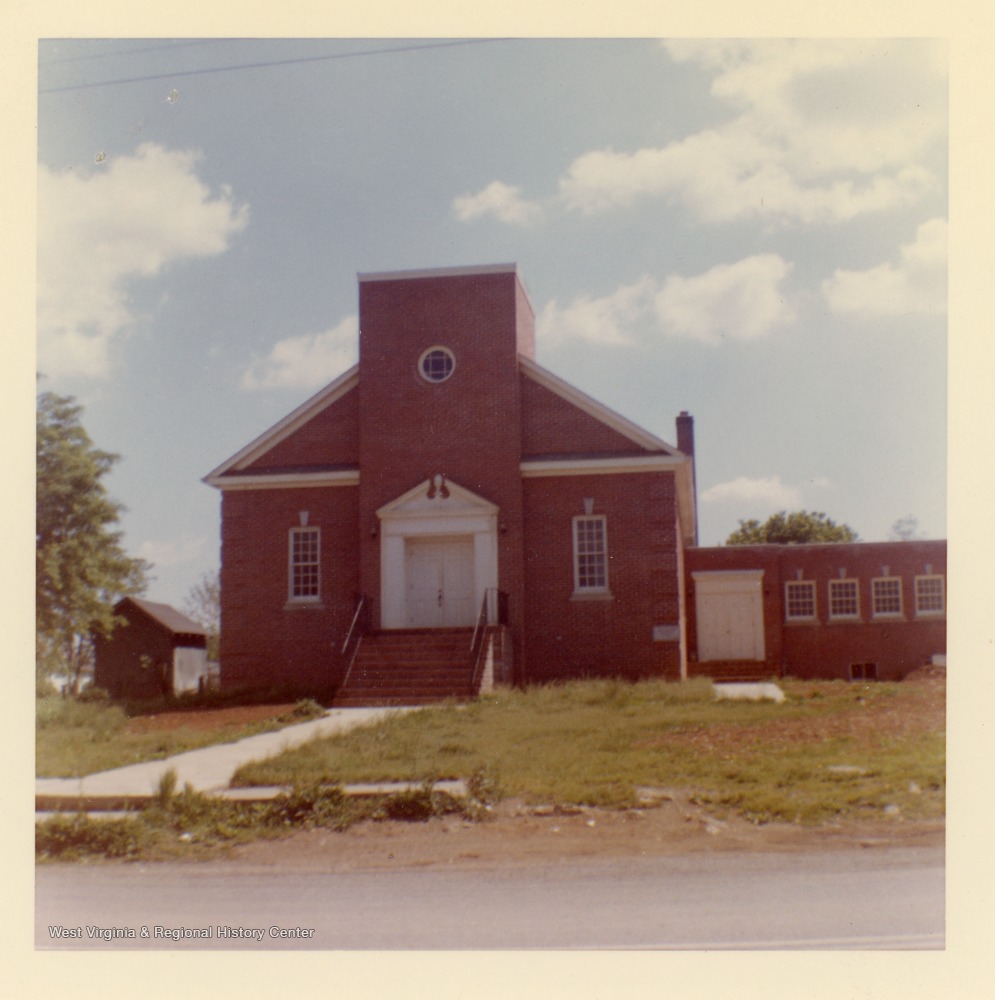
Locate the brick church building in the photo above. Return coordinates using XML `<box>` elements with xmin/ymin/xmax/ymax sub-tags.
<box><xmin>205</xmin><ymin>264</ymin><xmax>945</xmax><ymax>703</ymax></box>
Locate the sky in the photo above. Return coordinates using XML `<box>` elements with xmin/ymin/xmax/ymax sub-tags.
<box><xmin>35</xmin><ymin>37</ymin><xmax>949</xmax><ymax>610</ymax></box>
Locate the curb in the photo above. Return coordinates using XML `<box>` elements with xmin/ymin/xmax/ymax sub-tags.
<box><xmin>36</xmin><ymin>780</ymin><xmax>469</xmax><ymax>816</ymax></box>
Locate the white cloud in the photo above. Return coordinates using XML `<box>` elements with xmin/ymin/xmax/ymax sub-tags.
<box><xmin>538</xmin><ymin>256</ymin><xmax>794</xmax><ymax>348</ymax></box>
<box><xmin>453</xmin><ymin>180</ymin><xmax>542</xmax><ymax>226</ymax></box>
<box><xmin>700</xmin><ymin>475</ymin><xmax>803</xmax><ymax>508</ymax></box>
<box><xmin>38</xmin><ymin>143</ymin><xmax>249</xmax><ymax>379</ymax></box>
<box><xmin>241</xmin><ymin>316</ymin><xmax>358</xmax><ymax>390</ymax></box>
<box><xmin>822</xmin><ymin>218</ymin><xmax>947</xmax><ymax>317</ymax></box>
<box><xmin>537</xmin><ymin>276</ymin><xmax>655</xmax><ymax>347</ymax></box>
<box><xmin>138</xmin><ymin>536</ymin><xmax>207</xmax><ymax>569</ymax></box>
<box><xmin>654</xmin><ymin>255</ymin><xmax>794</xmax><ymax>344</ymax></box>
<box><xmin>556</xmin><ymin>40</ymin><xmax>944</xmax><ymax>225</ymax></box>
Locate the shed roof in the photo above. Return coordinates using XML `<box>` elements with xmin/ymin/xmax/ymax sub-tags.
<box><xmin>117</xmin><ymin>597</ymin><xmax>207</xmax><ymax>637</ymax></box>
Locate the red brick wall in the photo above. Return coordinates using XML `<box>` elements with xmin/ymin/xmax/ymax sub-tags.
<box><xmin>219</xmin><ymin>486</ymin><xmax>360</xmax><ymax>695</ymax></box>
<box><xmin>521</xmin><ymin>374</ymin><xmax>650</xmax><ymax>457</ymax></box>
<box><xmin>686</xmin><ymin>540</ymin><xmax>947</xmax><ymax>681</ymax></box>
<box><xmin>356</xmin><ymin>271</ymin><xmax>530</xmax><ymax>645</ymax></box>
<box><xmin>521</xmin><ymin>471</ymin><xmax>683</xmax><ymax>683</ymax></box>
<box><xmin>244</xmin><ymin>386</ymin><xmax>359</xmax><ymax>471</ymax></box>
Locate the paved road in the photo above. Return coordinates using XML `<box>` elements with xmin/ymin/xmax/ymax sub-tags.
<box><xmin>36</xmin><ymin>846</ymin><xmax>943</xmax><ymax>950</ymax></box>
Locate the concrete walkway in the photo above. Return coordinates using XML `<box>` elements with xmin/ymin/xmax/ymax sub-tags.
<box><xmin>36</xmin><ymin>707</ymin><xmax>467</xmax><ymax>812</ymax></box>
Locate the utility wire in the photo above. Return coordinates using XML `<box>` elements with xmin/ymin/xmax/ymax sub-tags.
<box><xmin>40</xmin><ymin>38</ymin><xmax>513</xmax><ymax>94</ymax></box>
<box><xmin>45</xmin><ymin>39</ymin><xmax>223</xmax><ymax>64</ymax></box>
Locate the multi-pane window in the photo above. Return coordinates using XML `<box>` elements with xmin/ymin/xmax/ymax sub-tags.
<box><xmin>785</xmin><ymin>580</ymin><xmax>816</xmax><ymax>621</ymax></box>
<box><xmin>915</xmin><ymin>575</ymin><xmax>945</xmax><ymax>616</ymax></box>
<box><xmin>829</xmin><ymin>579</ymin><xmax>860</xmax><ymax>620</ymax></box>
<box><xmin>871</xmin><ymin>577</ymin><xmax>902</xmax><ymax>617</ymax></box>
<box><xmin>419</xmin><ymin>347</ymin><xmax>455</xmax><ymax>383</ymax></box>
<box><xmin>289</xmin><ymin>527</ymin><xmax>320</xmax><ymax>600</ymax></box>
<box><xmin>573</xmin><ymin>516</ymin><xmax>608</xmax><ymax>592</ymax></box>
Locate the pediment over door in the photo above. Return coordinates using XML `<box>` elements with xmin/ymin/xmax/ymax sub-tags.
<box><xmin>377</xmin><ymin>476</ymin><xmax>500</xmax><ymax>629</ymax></box>
<box><xmin>377</xmin><ymin>477</ymin><xmax>498</xmax><ymax>529</ymax></box>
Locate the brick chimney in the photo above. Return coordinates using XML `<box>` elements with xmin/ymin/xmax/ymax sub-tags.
<box><xmin>676</xmin><ymin>411</ymin><xmax>698</xmax><ymax>545</ymax></box>
<box><xmin>676</xmin><ymin>410</ymin><xmax>694</xmax><ymax>460</ymax></box>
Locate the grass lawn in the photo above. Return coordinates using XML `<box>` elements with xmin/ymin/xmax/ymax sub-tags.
<box><xmin>231</xmin><ymin>676</ymin><xmax>945</xmax><ymax>826</ymax></box>
<box><xmin>36</xmin><ymin>694</ymin><xmax>324</xmax><ymax>778</ymax></box>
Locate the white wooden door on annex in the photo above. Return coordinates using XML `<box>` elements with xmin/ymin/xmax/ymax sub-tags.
<box><xmin>693</xmin><ymin>570</ymin><xmax>765</xmax><ymax>662</ymax></box>
<box><xmin>406</xmin><ymin>537</ymin><xmax>476</xmax><ymax>628</ymax></box>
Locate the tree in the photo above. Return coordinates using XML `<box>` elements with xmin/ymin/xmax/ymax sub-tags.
<box><xmin>889</xmin><ymin>515</ymin><xmax>922</xmax><ymax>541</ymax></box>
<box><xmin>36</xmin><ymin>391</ymin><xmax>149</xmax><ymax>691</ymax></box>
<box><xmin>725</xmin><ymin>510</ymin><xmax>858</xmax><ymax>546</ymax></box>
<box><xmin>183</xmin><ymin>570</ymin><xmax>221</xmax><ymax>661</ymax></box>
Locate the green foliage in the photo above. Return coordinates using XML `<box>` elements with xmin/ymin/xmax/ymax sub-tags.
<box><xmin>374</xmin><ymin>780</ymin><xmax>465</xmax><ymax>823</ymax></box>
<box><xmin>36</xmin><ymin>814</ymin><xmax>150</xmax><ymax>860</ymax></box>
<box><xmin>889</xmin><ymin>514</ymin><xmax>922</xmax><ymax>541</ymax></box>
<box><xmin>76</xmin><ymin>686</ymin><xmax>110</xmax><ymax>704</ymax></box>
<box><xmin>36</xmin><ymin>391</ymin><xmax>149</xmax><ymax>689</ymax></box>
<box><xmin>231</xmin><ymin>677</ymin><xmax>943</xmax><ymax>823</ymax></box>
<box><xmin>263</xmin><ymin>784</ymin><xmax>350</xmax><ymax>829</ymax></box>
<box><xmin>725</xmin><ymin>510</ymin><xmax>858</xmax><ymax>545</ymax></box>
<box><xmin>284</xmin><ymin>698</ymin><xmax>326</xmax><ymax>721</ymax></box>
<box><xmin>35</xmin><ymin>696</ymin><xmax>310</xmax><ymax>778</ymax></box>
<box><xmin>155</xmin><ymin>768</ymin><xmax>179</xmax><ymax>808</ymax></box>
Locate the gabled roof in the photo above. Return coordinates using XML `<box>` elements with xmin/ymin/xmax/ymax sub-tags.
<box><xmin>203</xmin><ymin>365</ymin><xmax>359</xmax><ymax>488</ymax></box>
<box><xmin>519</xmin><ymin>356</ymin><xmax>681</xmax><ymax>455</ymax></box>
<box><xmin>117</xmin><ymin>597</ymin><xmax>207</xmax><ymax>637</ymax></box>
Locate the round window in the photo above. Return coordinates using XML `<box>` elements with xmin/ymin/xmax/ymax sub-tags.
<box><xmin>418</xmin><ymin>346</ymin><xmax>456</xmax><ymax>383</ymax></box>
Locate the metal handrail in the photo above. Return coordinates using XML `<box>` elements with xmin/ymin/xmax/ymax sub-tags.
<box><xmin>339</xmin><ymin>594</ymin><xmax>368</xmax><ymax>692</ymax></box>
<box><xmin>342</xmin><ymin>594</ymin><xmax>368</xmax><ymax>655</ymax></box>
<box><xmin>469</xmin><ymin>589</ymin><xmax>506</xmax><ymax>693</ymax></box>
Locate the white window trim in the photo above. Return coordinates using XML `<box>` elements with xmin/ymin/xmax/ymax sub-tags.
<box><xmin>417</xmin><ymin>345</ymin><xmax>456</xmax><ymax>384</ymax></box>
<box><xmin>572</xmin><ymin>515</ymin><xmax>611</xmax><ymax>599</ymax></box>
<box><xmin>871</xmin><ymin>576</ymin><xmax>903</xmax><ymax>618</ymax></box>
<box><xmin>784</xmin><ymin>580</ymin><xmax>817</xmax><ymax>622</ymax></box>
<box><xmin>288</xmin><ymin>526</ymin><xmax>322</xmax><ymax>604</ymax></box>
<box><xmin>914</xmin><ymin>574</ymin><xmax>946</xmax><ymax>617</ymax></box>
<box><xmin>828</xmin><ymin>578</ymin><xmax>861</xmax><ymax>621</ymax></box>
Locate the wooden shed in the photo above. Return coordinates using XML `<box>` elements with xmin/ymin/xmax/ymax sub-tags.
<box><xmin>93</xmin><ymin>597</ymin><xmax>209</xmax><ymax>700</ymax></box>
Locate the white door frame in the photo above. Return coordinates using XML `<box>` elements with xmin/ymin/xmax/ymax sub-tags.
<box><xmin>377</xmin><ymin>478</ymin><xmax>499</xmax><ymax>630</ymax></box>
<box><xmin>692</xmin><ymin>570</ymin><xmax>766</xmax><ymax>662</ymax></box>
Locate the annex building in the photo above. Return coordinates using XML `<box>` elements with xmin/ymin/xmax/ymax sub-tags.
<box><xmin>204</xmin><ymin>264</ymin><xmax>945</xmax><ymax>703</ymax></box>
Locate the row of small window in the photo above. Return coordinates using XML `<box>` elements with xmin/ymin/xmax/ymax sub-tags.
<box><xmin>784</xmin><ymin>575</ymin><xmax>945</xmax><ymax>623</ymax></box>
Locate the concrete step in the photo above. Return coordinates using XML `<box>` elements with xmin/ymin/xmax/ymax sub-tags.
<box><xmin>689</xmin><ymin>660</ymin><xmax>774</xmax><ymax>682</ymax></box>
<box><xmin>335</xmin><ymin>628</ymin><xmax>479</xmax><ymax>707</ymax></box>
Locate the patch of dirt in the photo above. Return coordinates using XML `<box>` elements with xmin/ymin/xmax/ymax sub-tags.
<box><xmin>123</xmin><ymin>704</ymin><xmax>298</xmax><ymax>735</ymax></box>
<box><xmin>228</xmin><ymin>791</ymin><xmax>944</xmax><ymax>872</ymax></box>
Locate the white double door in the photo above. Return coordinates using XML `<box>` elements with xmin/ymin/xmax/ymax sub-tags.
<box><xmin>406</xmin><ymin>536</ymin><xmax>476</xmax><ymax>628</ymax></box>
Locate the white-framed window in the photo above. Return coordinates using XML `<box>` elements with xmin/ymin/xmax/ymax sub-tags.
<box><xmin>289</xmin><ymin>526</ymin><xmax>321</xmax><ymax>601</ymax></box>
<box><xmin>785</xmin><ymin>580</ymin><xmax>816</xmax><ymax>621</ymax></box>
<box><xmin>573</xmin><ymin>515</ymin><xmax>609</xmax><ymax>594</ymax></box>
<box><xmin>829</xmin><ymin>578</ymin><xmax>860</xmax><ymax>620</ymax></box>
<box><xmin>915</xmin><ymin>575</ymin><xmax>945</xmax><ymax>616</ymax></box>
<box><xmin>418</xmin><ymin>346</ymin><xmax>456</xmax><ymax>383</ymax></box>
<box><xmin>871</xmin><ymin>577</ymin><xmax>903</xmax><ymax>617</ymax></box>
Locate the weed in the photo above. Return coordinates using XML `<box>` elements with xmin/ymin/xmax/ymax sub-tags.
<box><xmin>283</xmin><ymin>698</ymin><xmax>326</xmax><ymax>721</ymax></box>
<box><xmin>263</xmin><ymin>784</ymin><xmax>350</xmax><ymax>829</ymax></box>
<box><xmin>36</xmin><ymin>814</ymin><xmax>149</xmax><ymax>860</ymax></box>
<box><xmin>155</xmin><ymin>768</ymin><xmax>178</xmax><ymax>808</ymax></box>
<box><xmin>374</xmin><ymin>780</ymin><xmax>466</xmax><ymax>823</ymax></box>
